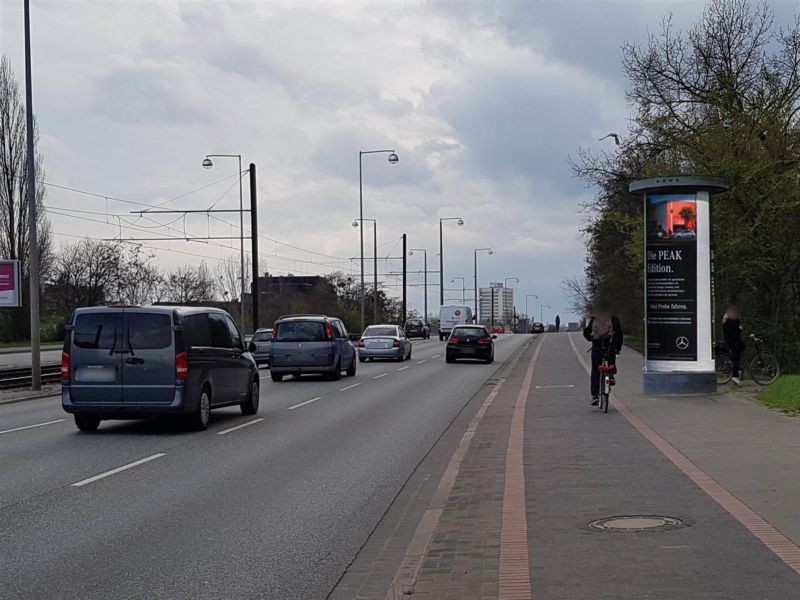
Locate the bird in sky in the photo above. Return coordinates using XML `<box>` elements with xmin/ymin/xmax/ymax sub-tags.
<box><xmin>598</xmin><ymin>133</ymin><xmax>620</xmax><ymax>145</ymax></box>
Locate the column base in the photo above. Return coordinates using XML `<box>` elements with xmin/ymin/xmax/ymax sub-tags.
<box><xmin>643</xmin><ymin>371</ymin><xmax>716</xmax><ymax>395</ymax></box>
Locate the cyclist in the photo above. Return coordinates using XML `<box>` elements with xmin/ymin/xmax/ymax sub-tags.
<box><xmin>583</xmin><ymin>302</ymin><xmax>623</xmax><ymax>406</ymax></box>
<box><xmin>722</xmin><ymin>305</ymin><xmax>744</xmax><ymax>385</ymax></box>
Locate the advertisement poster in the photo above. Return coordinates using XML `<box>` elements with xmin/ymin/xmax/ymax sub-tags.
<box><xmin>0</xmin><ymin>260</ymin><xmax>21</xmax><ymax>308</ymax></box>
<box><xmin>645</xmin><ymin>194</ymin><xmax>697</xmax><ymax>361</ymax></box>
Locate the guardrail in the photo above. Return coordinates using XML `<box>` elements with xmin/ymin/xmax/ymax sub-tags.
<box><xmin>0</xmin><ymin>365</ymin><xmax>61</xmax><ymax>390</ymax></box>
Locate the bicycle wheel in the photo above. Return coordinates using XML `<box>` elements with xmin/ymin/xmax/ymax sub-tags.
<box><xmin>602</xmin><ymin>391</ymin><xmax>609</xmax><ymax>413</ymax></box>
<box><xmin>601</xmin><ymin>375</ymin><xmax>609</xmax><ymax>413</ymax></box>
<box><xmin>715</xmin><ymin>354</ymin><xmax>733</xmax><ymax>385</ymax></box>
<box><xmin>750</xmin><ymin>353</ymin><xmax>780</xmax><ymax>386</ymax></box>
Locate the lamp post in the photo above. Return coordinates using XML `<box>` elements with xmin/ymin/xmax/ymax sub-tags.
<box><xmin>353</xmin><ymin>218</ymin><xmax>378</xmax><ymax>323</ymax></box>
<box><xmin>525</xmin><ymin>294</ymin><xmax>538</xmax><ymax>324</ymax></box>
<box><xmin>439</xmin><ymin>217</ymin><xmax>464</xmax><ymax>306</ymax></box>
<box><xmin>409</xmin><ymin>249</ymin><xmax>428</xmax><ymax>322</ymax></box>
<box><xmin>358</xmin><ymin>150</ymin><xmax>398</xmax><ymax>332</ymax></box>
<box><xmin>203</xmin><ymin>154</ymin><xmax>245</xmax><ymax>328</ymax></box>
<box><xmin>450</xmin><ymin>277</ymin><xmax>466</xmax><ymax>304</ymax></box>
<box><xmin>473</xmin><ymin>248</ymin><xmax>493</xmax><ymax>323</ymax></box>
<box><xmin>504</xmin><ymin>277</ymin><xmax>519</xmax><ymax>325</ymax></box>
<box><xmin>540</xmin><ymin>304</ymin><xmax>551</xmax><ymax>325</ymax></box>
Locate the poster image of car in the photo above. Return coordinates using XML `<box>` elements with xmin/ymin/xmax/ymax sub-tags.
<box><xmin>646</xmin><ymin>193</ymin><xmax>697</xmax><ymax>241</ymax></box>
<box><xmin>0</xmin><ymin>260</ymin><xmax>21</xmax><ymax>308</ymax></box>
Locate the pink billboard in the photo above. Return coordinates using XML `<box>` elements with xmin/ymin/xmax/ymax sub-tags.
<box><xmin>0</xmin><ymin>260</ymin><xmax>21</xmax><ymax>307</ymax></box>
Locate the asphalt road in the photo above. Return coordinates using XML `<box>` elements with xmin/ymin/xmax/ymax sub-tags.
<box><xmin>0</xmin><ymin>334</ymin><xmax>529</xmax><ymax>600</ymax></box>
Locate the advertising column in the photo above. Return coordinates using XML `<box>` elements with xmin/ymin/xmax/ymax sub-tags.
<box><xmin>631</xmin><ymin>177</ymin><xmax>727</xmax><ymax>394</ymax></box>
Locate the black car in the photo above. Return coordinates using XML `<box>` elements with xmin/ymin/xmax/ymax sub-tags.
<box><xmin>404</xmin><ymin>319</ymin><xmax>430</xmax><ymax>339</ymax></box>
<box><xmin>531</xmin><ymin>322</ymin><xmax>545</xmax><ymax>334</ymax></box>
<box><xmin>445</xmin><ymin>325</ymin><xmax>496</xmax><ymax>364</ymax></box>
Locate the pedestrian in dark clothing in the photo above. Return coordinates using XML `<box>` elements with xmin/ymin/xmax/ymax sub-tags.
<box><xmin>555</xmin><ymin>314</ymin><xmax>561</xmax><ymax>333</ymax></box>
<box><xmin>583</xmin><ymin>305</ymin><xmax>623</xmax><ymax>405</ymax></box>
<box><xmin>723</xmin><ymin>306</ymin><xmax>745</xmax><ymax>385</ymax></box>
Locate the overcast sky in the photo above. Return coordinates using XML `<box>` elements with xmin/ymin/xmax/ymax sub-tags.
<box><xmin>1</xmin><ymin>1</ymin><xmax>795</xmax><ymax>322</ymax></box>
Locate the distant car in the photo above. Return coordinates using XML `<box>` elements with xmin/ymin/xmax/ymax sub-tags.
<box><xmin>249</xmin><ymin>328</ymin><xmax>273</xmax><ymax>366</ymax></box>
<box><xmin>446</xmin><ymin>325</ymin><xmax>496</xmax><ymax>364</ymax></box>
<box><xmin>404</xmin><ymin>319</ymin><xmax>430</xmax><ymax>339</ymax></box>
<box><xmin>269</xmin><ymin>315</ymin><xmax>357</xmax><ymax>382</ymax></box>
<box><xmin>490</xmin><ymin>326</ymin><xmax>504</xmax><ymax>335</ymax></box>
<box><xmin>673</xmin><ymin>230</ymin><xmax>696</xmax><ymax>239</ymax></box>
<box><xmin>439</xmin><ymin>305</ymin><xmax>474</xmax><ymax>340</ymax></box>
<box><xmin>359</xmin><ymin>325</ymin><xmax>413</xmax><ymax>362</ymax></box>
<box><xmin>531</xmin><ymin>322</ymin><xmax>545</xmax><ymax>334</ymax></box>
<box><xmin>62</xmin><ymin>306</ymin><xmax>259</xmax><ymax>432</ymax></box>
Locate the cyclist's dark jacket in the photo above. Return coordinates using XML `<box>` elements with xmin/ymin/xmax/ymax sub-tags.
<box><xmin>723</xmin><ymin>318</ymin><xmax>745</xmax><ymax>352</ymax></box>
<box><xmin>583</xmin><ymin>316</ymin><xmax>623</xmax><ymax>353</ymax></box>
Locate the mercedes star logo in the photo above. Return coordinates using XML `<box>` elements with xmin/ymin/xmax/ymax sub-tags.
<box><xmin>675</xmin><ymin>336</ymin><xmax>690</xmax><ymax>350</ymax></box>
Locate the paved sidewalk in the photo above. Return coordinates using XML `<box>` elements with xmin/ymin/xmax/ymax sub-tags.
<box><xmin>332</xmin><ymin>333</ymin><xmax>800</xmax><ymax>599</ymax></box>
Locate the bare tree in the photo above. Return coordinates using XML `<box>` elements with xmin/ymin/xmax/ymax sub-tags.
<box><xmin>49</xmin><ymin>240</ymin><xmax>120</xmax><ymax>311</ymax></box>
<box><xmin>159</xmin><ymin>263</ymin><xmax>217</xmax><ymax>303</ymax></box>
<box><xmin>215</xmin><ymin>254</ymin><xmax>251</xmax><ymax>302</ymax></box>
<box><xmin>0</xmin><ymin>55</ymin><xmax>53</xmax><ymax>339</ymax></box>
<box><xmin>561</xmin><ymin>276</ymin><xmax>591</xmax><ymax>318</ymax></box>
<box><xmin>111</xmin><ymin>245</ymin><xmax>163</xmax><ymax>306</ymax></box>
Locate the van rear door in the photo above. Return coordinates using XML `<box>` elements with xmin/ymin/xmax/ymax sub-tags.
<box><xmin>69</xmin><ymin>311</ymin><xmax>123</xmax><ymax>405</ymax></box>
<box><xmin>122</xmin><ymin>311</ymin><xmax>176</xmax><ymax>405</ymax></box>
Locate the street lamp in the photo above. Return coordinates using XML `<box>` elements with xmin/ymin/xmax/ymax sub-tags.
<box><xmin>540</xmin><ymin>304</ymin><xmax>551</xmax><ymax>325</ymax></box>
<box><xmin>504</xmin><ymin>277</ymin><xmax>519</xmax><ymax>326</ymax></box>
<box><xmin>525</xmin><ymin>294</ymin><xmax>538</xmax><ymax>323</ymax></box>
<box><xmin>450</xmin><ymin>277</ymin><xmax>466</xmax><ymax>304</ymax></box>
<box><xmin>473</xmin><ymin>248</ymin><xmax>493</xmax><ymax>323</ymax></box>
<box><xmin>203</xmin><ymin>154</ymin><xmax>245</xmax><ymax>328</ymax></box>
<box><xmin>359</xmin><ymin>149</ymin><xmax>398</xmax><ymax>332</ymax></box>
<box><xmin>353</xmin><ymin>218</ymin><xmax>378</xmax><ymax>323</ymax></box>
<box><xmin>439</xmin><ymin>217</ymin><xmax>464</xmax><ymax>306</ymax></box>
<box><xmin>409</xmin><ymin>249</ymin><xmax>428</xmax><ymax>322</ymax></box>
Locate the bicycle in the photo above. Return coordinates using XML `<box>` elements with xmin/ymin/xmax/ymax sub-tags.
<box><xmin>715</xmin><ymin>334</ymin><xmax>780</xmax><ymax>386</ymax></box>
<box><xmin>596</xmin><ymin>342</ymin><xmax>615</xmax><ymax>413</ymax></box>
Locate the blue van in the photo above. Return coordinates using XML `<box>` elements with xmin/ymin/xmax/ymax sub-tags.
<box><xmin>269</xmin><ymin>315</ymin><xmax>357</xmax><ymax>382</ymax></box>
<box><xmin>61</xmin><ymin>306</ymin><xmax>260</xmax><ymax>431</ymax></box>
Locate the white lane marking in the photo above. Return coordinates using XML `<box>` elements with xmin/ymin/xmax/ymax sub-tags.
<box><xmin>373</xmin><ymin>373</ymin><xmax>389</xmax><ymax>379</ymax></box>
<box><xmin>398</xmin><ymin>366</ymin><xmax>411</xmax><ymax>371</ymax></box>
<box><xmin>535</xmin><ymin>384</ymin><xmax>575</xmax><ymax>389</ymax></box>
<box><xmin>217</xmin><ymin>418</ymin><xmax>264</xmax><ymax>435</ymax></box>
<box><xmin>71</xmin><ymin>453</ymin><xmax>166</xmax><ymax>487</ymax></box>
<box><xmin>417</xmin><ymin>360</ymin><xmax>427</xmax><ymax>364</ymax></box>
<box><xmin>287</xmin><ymin>396</ymin><xmax>322</xmax><ymax>410</ymax></box>
<box><xmin>339</xmin><ymin>383</ymin><xmax>362</xmax><ymax>391</ymax></box>
<box><xmin>432</xmin><ymin>354</ymin><xmax>441</xmax><ymax>358</ymax></box>
<box><xmin>0</xmin><ymin>419</ymin><xmax>66</xmax><ymax>435</ymax></box>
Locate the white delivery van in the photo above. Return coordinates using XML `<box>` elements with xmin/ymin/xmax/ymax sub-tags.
<box><xmin>438</xmin><ymin>305</ymin><xmax>474</xmax><ymax>340</ymax></box>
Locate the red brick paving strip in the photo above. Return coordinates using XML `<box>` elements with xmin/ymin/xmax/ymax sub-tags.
<box><xmin>498</xmin><ymin>338</ymin><xmax>543</xmax><ymax>599</ymax></box>
<box><xmin>567</xmin><ymin>333</ymin><xmax>800</xmax><ymax>576</ymax></box>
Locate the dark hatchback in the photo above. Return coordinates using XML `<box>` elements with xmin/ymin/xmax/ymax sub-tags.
<box><xmin>445</xmin><ymin>325</ymin><xmax>496</xmax><ymax>364</ymax></box>
<box><xmin>404</xmin><ymin>319</ymin><xmax>430</xmax><ymax>339</ymax></box>
<box><xmin>62</xmin><ymin>306</ymin><xmax>259</xmax><ymax>432</ymax></box>
<box><xmin>531</xmin><ymin>322</ymin><xmax>545</xmax><ymax>334</ymax></box>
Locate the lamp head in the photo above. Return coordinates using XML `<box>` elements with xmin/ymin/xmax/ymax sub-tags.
<box><xmin>457</xmin><ymin>218</ymin><xmax>464</xmax><ymax>227</ymax></box>
<box><xmin>202</xmin><ymin>157</ymin><xmax>213</xmax><ymax>169</ymax></box>
<box><xmin>352</xmin><ymin>220</ymin><xmax>359</xmax><ymax>228</ymax></box>
<box><xmin>387</xmin><ymin>152</ymin><xmax>399</xmax><ymax>164</ymax></box>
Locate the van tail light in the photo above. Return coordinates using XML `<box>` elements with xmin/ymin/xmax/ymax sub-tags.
<box><xmin>478</xmin><ymin>337</ymin><xmax>492</xmax><ymax>344</ymax></box>
<box><xmin>175</xmin><ymin>352</ymin><xmax>188</xmax><ymax>380</ymax></box>
<box><xmin>358</xmin><ymin>339</ymin><xmax>365</xmax><ymax>348</ymax></box>
<box><xmin>393</xmin><ymin>339</ymin><xmax>401</xmax><ymax>348</ymax></box>
<box><xmin>325</xmin><ymin>323</ymin><xmax>334</xmax><ymax>340</ymax></box>
<box><xmin>447</xmin><ymin>336</ymin><xmax>458</xmax><ymax>344</ymax></box>
<box><xmin>61</xmin><ymin>352</ymin><xmax>70</xmax><ymax>380</ymax></box>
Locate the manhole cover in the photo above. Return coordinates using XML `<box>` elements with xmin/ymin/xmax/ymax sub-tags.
<box><xmin>589</xmin><ymin>515</ymin><xmax>683</xmax><ymax>532</ymax></box>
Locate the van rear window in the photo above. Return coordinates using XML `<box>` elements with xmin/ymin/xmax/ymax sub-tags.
<box><xmin>128</xmin><ymin>314</ymin><xmax>172</xmax><ymax>349</ymax></box>
<box><xmin>74</xmin><ymin>314</ymin><xmax>118</xmax><ymax>350</ymax></box>
<box><xmin>275</xmin><ymin>321</ymin><xmax>326</xmax><ymax>342</ymax></box>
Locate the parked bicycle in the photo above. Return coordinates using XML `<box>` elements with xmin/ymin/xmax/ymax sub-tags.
<box><xmin>715</xmin><ymin>334</ymin><xmax>780</xmax><ymax>386</ymax></box>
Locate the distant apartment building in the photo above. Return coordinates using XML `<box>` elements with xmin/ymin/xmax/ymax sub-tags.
<box><xmin>478</xmin><ymin>282</ymin><xmax>514</xmax><ymax>324</ymax></box>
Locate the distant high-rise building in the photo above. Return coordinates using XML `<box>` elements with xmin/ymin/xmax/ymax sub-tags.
<box><xmin>478</xmin><ymin>282</ymin><xmax>514</xmax><ymax>324</ymax></box>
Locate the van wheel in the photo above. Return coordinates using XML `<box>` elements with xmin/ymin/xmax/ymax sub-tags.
<box><xmin>74</xmin><ymin>415</ymin><xmax>100</xmax><ymax>432</ymax></box>
<box><xmin>346</xmin><ymin>357</ymin><xmax>357</xmax><ymax>377</ymax></box>
<box><xmin>271</xmin><ymin>372</ymin><xmax>283</xmax><ymax>382</ymax></box>
<box><xmin>241</xmin><ymin>379</ymin><xmax>260</xmax><ymax>415</ymax></box>
<box><xmin>189</xmin><ymin>388</ymin><xmax>211</xmax><ymax>431</ymax></box>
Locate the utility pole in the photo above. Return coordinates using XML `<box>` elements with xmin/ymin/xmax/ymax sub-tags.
<box><xmin>491</xmin><ymin>286</ymin><xmax>495</xmax><ymax>328</ymax></box>
<box><xmin>402</xmin><ymin>234</ymin><xmax>407</xmax><ymax>325</ymax></box>
<box><xmin>249</xmin><ymin>164</ymin><xmax>259</xmax><ymax>331</ymax></box>
<box><xmin>24</xmin><ymin>0</ymin><xmax>41</xmax><ymax>391</ymax></box>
